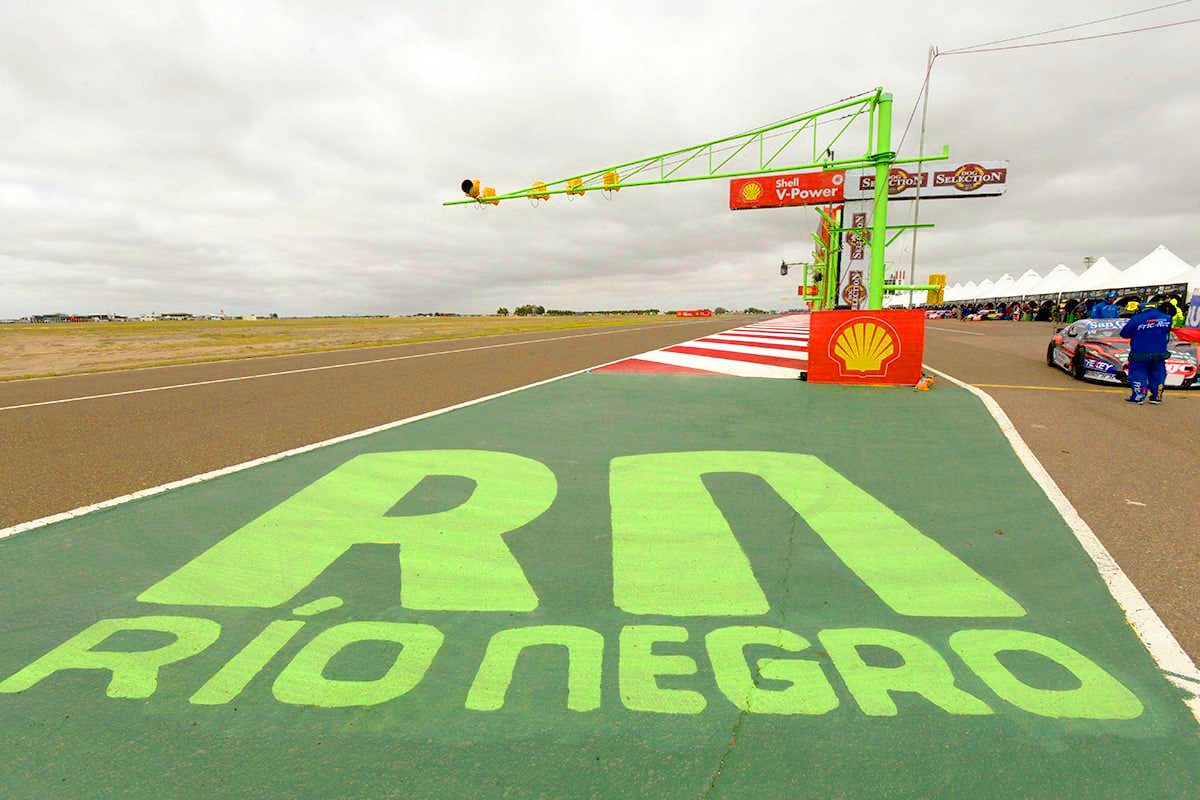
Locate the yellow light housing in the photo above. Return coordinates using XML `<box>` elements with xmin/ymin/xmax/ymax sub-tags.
<box><xmin>461</xmin><ymin>179</ymin><xmax>481</xmax><ymax>199</ymax></box>
<box><xmin>481</xmin><ymin>187</ymin><xmax>499</xmax><ymax>205</ymax></box>
<box><xmin>567</xmin><ymin>178</ymin><xmax>585</xmax><ymax>197</ymax></box>
<box><xmin>531</xmin><ymin>181</ymin><xmax>550</xmax><ymax>201</ymax></box>
<box><xmin>602</xmin><ymin>171</ymin><xmax>620</xmax><ymax>192</ymax></box>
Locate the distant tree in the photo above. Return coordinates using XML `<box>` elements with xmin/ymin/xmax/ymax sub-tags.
<box><xmin>497</xmin><ymin>307</ymin><xmax>509</xmax><ymax>316</ymax></box>
<box><xmin>743</xmin><ymin>307</ymin><xmax>767</xmax><ymax>314</ymax></box>
<box><xmin>534</xmin><ymin>305</ymin><xmax>545</xmax><ymax>315</ymax></box>
<box><xmin>714</xmin><ymin>307</ymin><xmax>730</xmax><ymax>315</ymax></box>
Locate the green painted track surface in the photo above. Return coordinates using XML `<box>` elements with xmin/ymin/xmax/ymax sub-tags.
<box><xmin>1</xmin><ymin>374</ymin><xmax>1197</xmax><ymax>798</ymax></box>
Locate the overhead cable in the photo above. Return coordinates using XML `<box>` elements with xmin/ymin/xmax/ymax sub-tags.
<box><xmin>942</xmin><ymin>0</ymin><xmax>1194</xmax><ymax>53</ymax></box>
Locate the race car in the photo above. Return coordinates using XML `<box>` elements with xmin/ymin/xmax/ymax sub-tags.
<box><xmin>1046</xmin><ymin>318</ymin><xmax>1199</xmax><ymax>389</ymax></box>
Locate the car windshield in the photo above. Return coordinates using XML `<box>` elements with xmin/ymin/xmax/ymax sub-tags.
<box><xmin>1083</xmin><ymin>324</ymin><xmax>1125</xmax><ymax>341</ymax></box>
<box><xmin>1084</xmin><ymin>326</ymin><xmax>1190</xmax><ymax>347</ymax></box>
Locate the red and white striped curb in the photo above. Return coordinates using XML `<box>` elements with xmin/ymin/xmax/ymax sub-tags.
<box><xmin>594</xmin><ymin>315</ymin><xmax>809</xmax><ymax>378</ymax></box>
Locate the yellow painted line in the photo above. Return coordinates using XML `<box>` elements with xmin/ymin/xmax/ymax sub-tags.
<box><xmin>926</xmin><ymin>325</ymin><xmax>985</xmax><ymax>336</ymax></box>
<box><xmin>973</xmin><ymin>382</ymin><xmax>1196</xmax><ymax>397</ymax></box>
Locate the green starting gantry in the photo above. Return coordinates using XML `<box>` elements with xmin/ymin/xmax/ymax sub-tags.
<box><xmin>444</xmin><ymin>87</ymin><xmax>947</xmax><ymax>311</ymax></box>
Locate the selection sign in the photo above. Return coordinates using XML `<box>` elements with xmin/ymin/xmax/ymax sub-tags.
<box><xmin>843</xmin><ymin>160</ymin><xmax>1009</xmax><ymax>201</ymax></box>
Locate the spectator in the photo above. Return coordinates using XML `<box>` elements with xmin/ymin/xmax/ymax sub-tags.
<box><xmin>1090</xmin><ymin>291</ymin><xmax>1121</xmax><ymax>319</ymax></box>
<box><xmin>1167</xmin><ymin>297</ymin><xmax>1184</xmax><ymax>328</ymax></box>
<box><xmin>1120</xmin><ymin>301</ymin><xmax>1173</xmax><ymax>405</ymax></box>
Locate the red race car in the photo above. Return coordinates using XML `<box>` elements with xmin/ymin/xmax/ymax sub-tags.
<box><xmin>1046</xmin><ymin>319</ymin><xmax>1198</xmax><ymax>388</ymax></box>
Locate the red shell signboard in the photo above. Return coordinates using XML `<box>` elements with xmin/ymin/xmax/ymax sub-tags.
<box><xmin>807</xmin><ymin>309</ymin><xmax>926</xmax><ymax>385</ymax></box>
<box><xmin>729</xmin><ymin>171</ymin><xmax>845</xmax><ymax>210</ymax></box>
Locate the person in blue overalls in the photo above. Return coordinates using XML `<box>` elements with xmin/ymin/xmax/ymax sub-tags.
<box><xmin>1090</xmin><ymin>291</ymin><xmax>1121</xmax><ymax>319</ymax></box>
<box><xmin>1120</xmin><ymin>301</ymin><xmax>1174</xmax><ymax>404</ymax></box>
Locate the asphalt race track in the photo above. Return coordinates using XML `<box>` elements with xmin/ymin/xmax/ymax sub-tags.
<box><xmin>0</xmin><ymin>317</ymin><xmax>749</xmax><ymax>530</ymax></box>
<box><xmin>2</xmin><ymin>314</ymin><xmax>1198</xmax><ymax>799</ymax></box>
<box><xmin>923</xmin><ymin>320</ymin><xmax>1200</xmax><ymax>660</ymax></box>
<box><xmin>3</xmin><ymin>315</ymin><xmax>1197</xmax><ymax>662</ymax></box>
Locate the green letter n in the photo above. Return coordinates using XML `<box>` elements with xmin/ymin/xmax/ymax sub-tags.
<box><xmin>139</xmin><ymin>450</ymin><xmax>556</xmax><ymax>611</ymax></box>
<box><xmin>610</xmin><ymin>451</ymin><xmax>1023</xmax><ymax>617</ymax></box>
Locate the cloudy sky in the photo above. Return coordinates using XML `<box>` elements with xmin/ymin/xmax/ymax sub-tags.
<box><xmin>2</xmin><ymin>1</ymin><xmax>1197</xmax><ymax>317</ymax></box>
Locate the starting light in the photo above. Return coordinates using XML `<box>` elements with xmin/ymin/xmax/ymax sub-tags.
<box><xmin>481</xmin><ymin>187</ymin><xmax>499</xmax><ymax>205</ymax></box>
<box><xmin>602</xmin><ymin>171</ymin><xmax>620</xmax><ymax>192</ymax></box>
<box><xmin>461</xmin><ymin>179</ymin><xmax>481</xmax><ymax>199</ymax></box>
<box><xmin>531</xmin><ymin>181</ymin><xmax>550</xmax><ymax>201</ymax></box>
<box><xmin>567</xmin><ymin>178</ymin><xmax>585</xmax><ymax>197</ymax></box>
<box><xmin>780</xmin><ymin>260</ymin><xmax>789</xmax><ymax>277</ymax></box>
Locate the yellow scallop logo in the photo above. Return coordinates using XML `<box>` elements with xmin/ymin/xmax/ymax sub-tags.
<box><xmin>829</xmin><ymin>318</ymin><xmax>901</xmax><ymax>377</ymax></box>
<box><xmin>740</xmin><ymin>181</ymin><xmax>763</xmax><ymax>202</ymax></box>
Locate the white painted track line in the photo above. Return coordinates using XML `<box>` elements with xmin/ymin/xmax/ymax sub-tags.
<box><xmin>669</xmin><ymin>341</ymin><xmax>810</xmax><ymax>358</ymax></box>
<box><xmin>633</xmin><ymin>350</ymin><xmax>802</xmax><ymax>378</ymax></box>
<box><xmin>0</xmin><ymin>318</ymin><xmax>749</xmax><ymax>539</ymax></box>
<box><xmin>606</xmin><ymin>315</ymin><xmax>810</xmax><ymax>379</ymax></box>
<box><xmin>0</xmin><ymin>320</ymin><xmax>716</xmax><ymax>413</ymax></box>
<box><xmin>925</xmin><ymin>363</ymin><xmax>1200</xmax><ymax>722</ymax></box>
<box><xmin>699</xmin><ymin>335</ymin><xmax>810</xmax><ymax>348</ymax></box>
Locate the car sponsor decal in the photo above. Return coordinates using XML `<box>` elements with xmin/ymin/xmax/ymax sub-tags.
<box><xmin>1083</xmin><ymin>358</ymin><xmax>1115</xmax><ymax>373</ymax></box>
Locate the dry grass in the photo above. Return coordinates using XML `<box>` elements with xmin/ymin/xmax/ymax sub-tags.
<box><xmin>0</xmin><ymin>315</ymin><xmax>682</xmax><ymax>380</ymax></box>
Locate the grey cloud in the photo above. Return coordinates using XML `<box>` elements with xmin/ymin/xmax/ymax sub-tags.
<box><xmin>1</xmin><ymin>1</ymin><xmax>1197</xmax><ymax>317</ymax></box>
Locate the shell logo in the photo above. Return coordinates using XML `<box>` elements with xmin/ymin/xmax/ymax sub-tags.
<box><xmin>740</xmin><ymin>181</ymin><xmax>763</xmax><ymax>203</ymax></box>
<box><xmin>829</xmin><ymin>317</ymin><xmax>902</xmax><ymax>377</ymax></box>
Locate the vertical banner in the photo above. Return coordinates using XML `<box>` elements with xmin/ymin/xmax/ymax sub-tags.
<box><xmin>811</xmin><ymin>204</ymin><xmax>842</xmax><ymax>308</ymax></box>
<box><xmin>841</xmin><ymin>271</ymin><xmax>867</xmax><ymax>309</ymax></box>
<box><xmin>840</xmin><ymin>200</ymin><xmax>872</xmax><ymax>309</ymax></box>
<box><xmin>807</xmin><ymin>309</ymin><xmax>926</xmax><ymax>385</ymax></box>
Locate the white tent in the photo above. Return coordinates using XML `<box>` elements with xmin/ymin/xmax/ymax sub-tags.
<box><xmin>1065</xmin><ymin>257</ymin><xmax>1122</xmax><ymax>293</ymax></box>
<box><xmin>971</xmin><ymin>279</ymin><xmax>995</xmax><ymax>300</ymax></box>
<box><xmin>959</xmin><ymin>280</ymin><xmax>977</xmax><ymax>301</ymax></box>
<box><xmin>1026</xmin><ymin>264</ymin><xmax>1078</xmax><ymax>296</ymax></box>
<box><xmin>944</xmin><ymin>282</ymin><xmax>964</xmax><ymax>302</ymax></box>
<box><xmin>1183</xmin><ymin>263</ymin><xmax>1200</xmax><ymax>294</ymax></box>
<box><xmin>990</xmin><ymin>273</ymin><xmax>1017</xmax><ymax>297</ymax></box>
<box><xmin>1011</xmin><ymin>269</ymin><xmax>1042</xmax><ymax>295</ymax></box>
<box><xmin>1115</xmin><ymin>245</ymin><xmax>1193</xmax><ymax>288</ymax></box>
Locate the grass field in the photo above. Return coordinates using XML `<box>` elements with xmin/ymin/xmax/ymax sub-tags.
<box><xmin>0</xmin><ymin>315</ymin><xmax>688</xmax><ymax>380</ymax></box>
